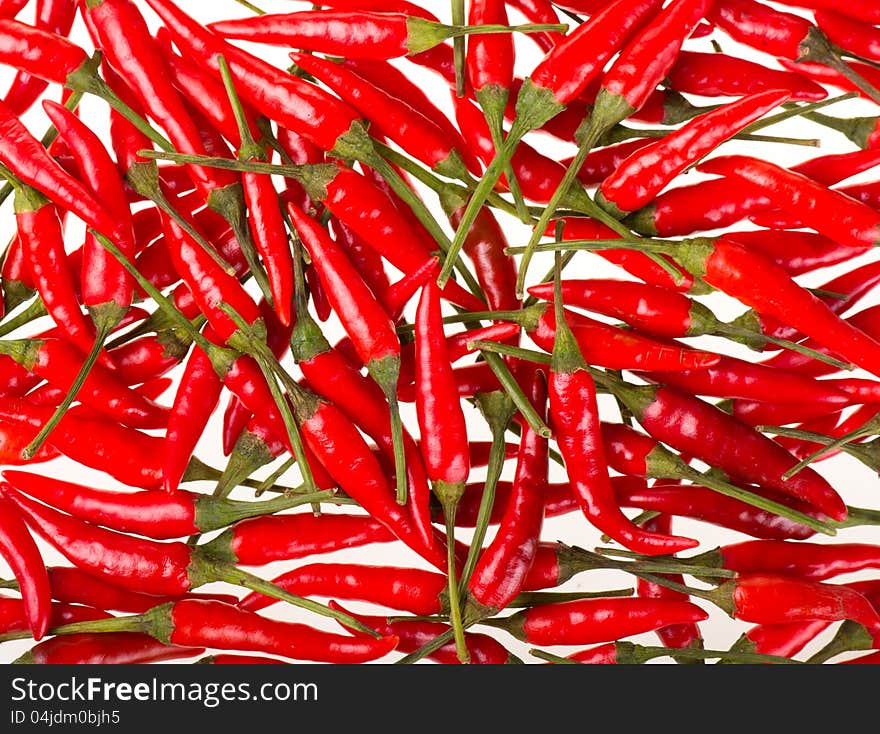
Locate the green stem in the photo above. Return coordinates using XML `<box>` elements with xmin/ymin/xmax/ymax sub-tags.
<box><xmin>783</xmin><ymin>415</ymin><xmax>880</xmax><ymax>479</ymax></box>
<box><xmin>217</xmin><ymin>303</ymin><xmax>318</xmax><ymax>497</ymax></box>
<box><xmin>442</xmin><ymin>499</ymin><xmax>469</xmax><ymax>663</ymax></box>
<box><xmin>20</xmin><ymin>314</ymin><xmax>118</xmax><ymax>459</ymax></box>
<box><xmin>480</xmin><ymin>350</ymin><xmax>552</xmax><ymax>438</ymax></box>
<box><xmin>254</xmin><ymin>457</ymin><xmax>297</xmax><ymax>497</ymax></box>
<box><xmin>805</xmin><ymin>620</ymin><xmax>875</xmax><ymax>664</ymax></box>
<box><xmin>452</xmin><ymin>0</ymin><xmax>465</xmax><ymax>98</ymax></box>
<box><xmin>0</xmin><ymin>297</ymin><xmax>46</xmax><ymax>338</ymax></box>
<box><xmin>458</xmin><ymin>391</ymin><xmax>516</xmax><ymax>594</ymax></box>
<box><xmin>202</xmin><ymin>559</ymin><xmax>380</xmax><ymax>638</ymax></box>
<box><xmin>742</xmin><ymin>91</ymin><xmax>858</xmax><ymax>134</ymax></box>
<box><xmin>509</xmin><ymin>589</ymin><xmax>634</xmax><ymax>607</ymax></box>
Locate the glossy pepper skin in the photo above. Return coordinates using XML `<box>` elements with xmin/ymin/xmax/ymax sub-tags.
<box><xmin>0</xmin><ymin>487</ymin><xmax>50</xmax><ymax>640</ymax></box>
<box><xmin>490</xmin><ymin>597</ymin><xmax>709</xmax><ymax>645</ymax></box>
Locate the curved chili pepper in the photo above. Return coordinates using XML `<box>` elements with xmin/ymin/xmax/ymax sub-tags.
<box><xmin>42</xmin><ymin>100</ymin><xmax>134</xmax><ymax>329</ymax></box>
<box><xmin>0</xmin><ymin>98</ymin><xmax>117</xmax><ymax>239</ymax></box>
<box><xmin>667</xmin><ymin>50</ymin><xmax>827</xmax><ymax>100</ymax></box>
<box><xmin>290</xmin><ymin>299</ymin><xmax>433</xmax><ymax>548</ymax></box>
<box><xmin>0</xmin><ymin>488</ymin><xmax>50</xmax><ymax>639</ymax></box>
<box><xmin>486</xmin><ymin>596</ymin><xmax>708</xmax><ymax>645</ymax></box>
<box><xmin>612</xmin><ymin>380</ymin><xmax>848</xmax><ymax>521</ymax></box>
<box><xmin>16</xmin><ymin>631</ymin><xmax>204</xmax><ymax>665</ymax></box>
<box><xmin>740</xmin><ymin>620</ymin><xmax>833</xmax><ymax>659</ymax></box>
<box><xmin>3</xmin><ymin>0</ymin><xmax>77</xmax><ymax>115</ymax></box>
<box><xmin>467</xmin><ymin>363</ymin><xmax>548</xmax><ymax>612</ymax></box>
<box><xmin>596</xmin><ymin>90</ymin><xmax>791</xmax><ymax>218</ymax></box>
<box><xmin>548</xmin><ymin>283</ymin><xmax>696</xmax><ymax>555</ymax></box>
<box><xmin>524</xmin><ymin>301</ymin><xmax>721</xmax><ymax>372</ymax></box>
<box><xmin>527</xmin><ymin>278</ymin><xmax>719</xmax><ymax>339</ymax></box>
<box><xmin>238</xmin><ymin>563</ymin><xmax>446</xmax><ymax>616</ymax></box>
<box><xmin>673</xmin><ymin>237</ymin><xmax>880</xmax><ymax>381</ymax></box>
<box><xmin>167</xmin><ymin>600</ymin><xmax>397</xmax><ymax>663</ymax></box>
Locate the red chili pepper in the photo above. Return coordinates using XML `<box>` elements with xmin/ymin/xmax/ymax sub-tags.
<box><xmin>506</xmin><ymin>0</ymin><xmax>566</xmax><ymax>50</ymax></box>
<box><xmin>547</xmin><ymin>284</ymin><xmax>697</xmax><ymax>555</ymax></box>
<box><xmin>291</xmin><ymin>52</ymin><xmax>475</xmax><ymax>180</ymax></box>
<box><xmin>0</xmin><ymin>0</ymin><xmax>29</xmax><ymax>19</ymax></box>
<box><xmin>523</xmin><ymin>301</ymin><xmax>721</xmax><ymax>372</ymax></box>
<box><xmin>12</xmin><ymin>566</ymin><xmax>237</xmax><ymax>614</ymax></box>
<box><xmin>568</xmin><ymin>139</ymin><xmax>655</xmax><ymax>188</ymax></box>
<box><xmin>238</xmin><ymin>563</ymin><xmax>446</xmax><ymax>616</ymax></box>
<box><xmin>290</xmin><ymin>298</ymin><xmax>434</xmax><ymax>549</ymax></box>
<box><xmin>12</xmin><ymin>190</ymin><xmax>110</xmax><ymax>367</ymax></box>
<box><xmin>596</xmin><ymin>90</ymin><xmax>790</xmax><ymax>217</ymax></box>
<box><xmin>672</xmin><ymin>237</ymin><xmax>880</xmax><ymax>382</ymax></box>
<box><xmin>638</xmin><ymin>354</ymin><xmax>851</xmax><ymax>406</ymax></box>
<box><xmin>144</xmin><ymin>0</ymin><xmax>363</xmax><ymax>155</ymax></box>
<box><xmin>713</xmin><ymin>540</ymin><xmax>880</xmax><ymax>583</ymax></box>
<box><xmin>666</xmin><ymin>50</ymin><xmax>828</xmax><ymax>100</ymax></box>
<box><xmin>0</xmin><ymin>397</ymin><xmax>165</xmax><ymax>489</ymax></box>
<box><xmin>705</xmin><ymin>573</ymin><xmax>880</xmax><ymax>632</ymax></box>
<box><xmin>527</xmin><ymin>278</ymin><xmax>718</xmax><ymax>339</ymax></box>
<box><xmin>0</xmin><ymin>596</ymin><xmax>110</xmax><ymax>635</ymax></box>
<box><xmin>0</xmin><ymin>337</ymin><xmax>169</xmax><ymax>429</ymax></box>
<box><xmin>199</xmin><ymin>511</ymin><xmax>396</xmax><ymax>567</ymax></box>
<box><xmin>610</xmin><ymin>381</ymin><xmax>848</xmax><ymax>521</ymax></box>
<box><xmin>0</xmin><ymin>469</ymin><xmax>332</xmax><ymax>541</ymax></box>
<box><xmin>0</xmin><ymin>487</ymin><xmax>50</xmax><ymax>639</ymax></box>
<box><xmin>815</xmin><ymin>11</ymin><xmax>880</xmax><ymax>63</ymax></box>
<box><xmin>171</xmin><ymin>600</ymin><xmax>399</xmax><ymax>663</ymax></box>
<box><xmin>2</xmin><ymin>0</ymin><xmax>77</xmax><ymax>115</ymax></box>
<box><xmin>741</xmin><ymin>620</ymin><xmax>833</xmax><ymax>659</ymax></box>
<box><xmin>486</xmin><ymin>596</ymin><xmax>708</xmax><ymax>645</ymax></box>
<box><xmin>467</xmin><ymin>364</ymin><xmax>549</xmax><ymax>612</ymax></box>
<box><xmin>615</xmin><ymin>481</ymin><xmax>820</xmax><ymax>541</ymax></box>
<box><xmin>698</xmin><ymin>155</ymin><xmax>880</xmax><ymax>250</ymax></box>
<box><xmin>16</xmin><ymin>631</ymin><xmax>205</xmax><ymax>665</ymax></box>
<box><xmin>164</xmin><ymin>336</ymin><xmax>222</xmax><ymax>495</ymax></box>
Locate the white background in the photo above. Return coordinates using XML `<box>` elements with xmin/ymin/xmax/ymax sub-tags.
<box><xmin>0</xmin><ymin>0</ymin><xmax>879</xmax><ymax>664</ymax></box>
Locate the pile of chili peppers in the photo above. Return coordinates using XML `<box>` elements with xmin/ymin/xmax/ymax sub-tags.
<box><xmin>0</xmin><ymin>0</ymin><xmax>880</xmax><ymax>666</ymax></box>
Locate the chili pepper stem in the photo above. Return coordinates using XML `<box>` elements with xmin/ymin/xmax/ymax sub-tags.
<box><xmin>475</xmin><ymin>85</ymin><xmax>530</xmax><ymax>224</ymax></box>
<box><xmin>367</xmin><ymin>355</ymin><xmax>408</xmax><ymax>506</ymax></box>
<box><xmin>207</xmin><ymin>183</ymin><xmax>274</xmax><ymax>307</ymax></box>
<box><xmin>784</xmin><ymin>415</ymin><xmax>880</xmax><ymax>479</ymax></box>
<box><xmin>451</xmin><ymin>0</ymin><xmax>465</xmax><ymax>97</ymax></box>
<box><xmin>714</xmin><ymin>323</ymin><xmax>854</xmax><ymax>370</ymax></box>
<box><xmin>798</xmin><ymin>28</ymin><xmax>880</xmax><ymax>106</ymax></box>
<box><xmin>533</xmin><ymin>642</ymin><xmax>800</xmax><ymax>665</ymax></box>
<box><xmin>191</xmin><ymin>555</ymin><xmax>380</xmax><ymax>638</ymax></box>
<box><xmin>435</xmin><ymin>481</ymin><xmax>469</xmax><ymax>663</ymax></box>
<box><xmin>515</xmin><ymin>101</ymin><xmax>632</xmax><ymax>298</ymax></box>
<box><xmin>64</xmin><ymin>53</ymin><xmax>172</xmax><ymax>152</ymax></box>
<box><xmin>509</xmin><ymin>589</ymin><xmax>635</xmax><ymax>607</ymax></box>
<box><xmin>0</xmin><ymin>297</ymin><xmax>45</xmax><ymax>338</ymax></box>
<box><xmin>805</xmin><ymin>620</ymin><xmax>875</xmax><ymax>664</ymax></box>
<box><xmin>480</xmin><ymin>350</ymin><xmax>552</xmax><ymax>438</ymax></box>
<box><xmin>457</xmin><ymin>391</ymin><xmax>517</xmax><ymax>593</ymax></box>
<box><xmin>124</xmin><ymin>161</ymin><xmax>236</xmax><ymax>276</ymax></box>
<box><xmin>19</xmin><ymin>307</ymin><xmax>123</xmax><ymax>459</ymax></box>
